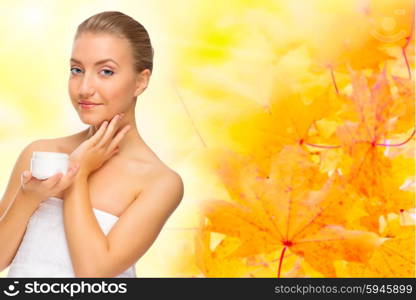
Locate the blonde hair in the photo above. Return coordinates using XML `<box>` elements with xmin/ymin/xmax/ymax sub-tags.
<box><xmin>75</xmin><ymin>11</ymin><xmax>154</xmax><ymax>74</ymax></box>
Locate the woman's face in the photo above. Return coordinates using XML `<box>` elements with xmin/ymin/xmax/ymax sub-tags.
<box><xmin>68</xmin><ymin>32</ymin><xmax>144</xmax><ymax>126</ymax></box>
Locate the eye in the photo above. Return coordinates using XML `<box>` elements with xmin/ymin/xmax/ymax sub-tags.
<box><xmin>70</xmin><ymin>67</ymin><xmax>82</xmax><ymax>75</ymax></box>
<box><xmin>100</xmin><ymin>69</ymin><xmax>114</xmax><ymax>76</ymax></box>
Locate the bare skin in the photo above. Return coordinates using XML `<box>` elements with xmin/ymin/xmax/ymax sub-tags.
<box><xmin>0</xmin><ymin>32</ymin><xmax>183</xmax><ymax>276</ymax></box>
<box><xmin>42</xmin><ymin>122</ymin><xmax>169</xmax><ymax>218</ymax></box>
<box><xmin>63</xmin><ymin>31</ymin><xmax>177</xmax><ymax>217</ymax></box>
<box><xmin>61</xmin><ymin>32</ymin><xmax>183</xmax><ymax>277</ymax></box>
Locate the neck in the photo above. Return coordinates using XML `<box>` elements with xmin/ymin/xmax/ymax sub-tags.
<box><xmin>84</xmin><ymin>111</ymin><xmax>147</xmax><ymax>156</ymax></box>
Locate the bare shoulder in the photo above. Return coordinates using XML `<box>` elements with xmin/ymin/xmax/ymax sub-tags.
<box><xmin>134</xmin><ymin>157</ymin><xmax>184</xmax><ymax>206</ymax></box>
<box><xmin>23</xmin><ymin>138</ymin><xmax>59</xmax><ymax>153</ymax></box>
<box><xmin>30</xmin><ymin>133</ymin><xmax>83</xmax><ymax>154</ymax></box>
<box><xmin>151</xmin><ymin>166</ymin><xmax>184</xmax><ymax>194</ymax></box>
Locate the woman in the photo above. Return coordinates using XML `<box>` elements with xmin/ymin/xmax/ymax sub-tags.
<box><xmin>0</xmin><ymin>11</ymin><xmax>183</xmax><ymax>278</ymax></box>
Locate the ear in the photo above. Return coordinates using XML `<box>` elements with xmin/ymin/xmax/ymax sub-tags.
<box><xmin>134</xmin><ymin>69</ymin><xmax>151</xmax><ymax>97</ymax></box>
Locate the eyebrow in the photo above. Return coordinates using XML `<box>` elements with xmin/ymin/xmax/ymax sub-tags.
<box><xmin>70</xmin><ymin>58</ymin><xmax>119</xmax><ymax>66</ymax></box>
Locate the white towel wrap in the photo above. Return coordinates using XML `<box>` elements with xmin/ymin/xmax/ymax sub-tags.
<box><xmin>7</xmin><ymin>197</ymin><xmax>136</xmax><ymax>277</ymax></box>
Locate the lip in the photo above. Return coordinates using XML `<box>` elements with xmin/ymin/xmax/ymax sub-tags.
<box><xmin>79</xmin><ymin>100</ymin><xmax>101</xmax><ymax>105</ymax></box>
<box><xmin>79</xmin><ymin>103</ymin><xmax>102</xmax><ymax>110</ymax></box>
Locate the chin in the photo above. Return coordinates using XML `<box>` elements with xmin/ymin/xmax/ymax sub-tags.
<box><xmin>79</xmin><ymin>115</ymin><xmax>106</xmax><ymax>126</ymax></box>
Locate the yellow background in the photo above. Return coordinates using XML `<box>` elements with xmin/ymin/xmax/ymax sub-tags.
<box><xmin>0</xmin><ymin>0</ymin><xmax>202</xmax><ymax>277</ymax></box>
<box><xmin>0</xmin><ymin>0</ymin><xmax>414</xmax><ymax>277</ymax></box>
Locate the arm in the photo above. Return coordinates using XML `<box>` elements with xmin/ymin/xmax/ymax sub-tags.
<box><xmin>0</xmin><ymin>140</ymin><xmax>42</xmax><ymax>271</ymax></box>
<box><xmin>63</xmin><ymin>170</ymin><xmax>184</xmax><ymax>277</ymax></box>
<box><xmin>0</xmin><ymin>141</ymin><xmax>40</xmax><ymax>219</ymax></box>
<box><xmin>0</xmin><ymin>188</ymin><xmax>41</xmax><ymax>271</ymax></box>
<box><xmin>0</xmin><ymin>138</ymin><xmax>80</xmax><ymax>271</ymax></box>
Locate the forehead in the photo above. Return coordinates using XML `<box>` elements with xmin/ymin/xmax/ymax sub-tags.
<box><xmin>71</xmin><ymin>33</ymin><xmax>132</xmax><ymax>64</ymax></box>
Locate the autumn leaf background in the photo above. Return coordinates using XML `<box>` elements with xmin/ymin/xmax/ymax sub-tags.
<box><xmin>0</xmin><ymin>0</ymin><xmax>414</xmax><ymax>277</ymax></box>
<box><xmin>166</xmin><ymin>0</ymin><xmax>415</xmax><ymax>278</ymax></box>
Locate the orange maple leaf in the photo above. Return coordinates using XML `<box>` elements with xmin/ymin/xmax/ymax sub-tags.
<box><xmin>200</xmin><ymin>146</ymin><xmax>381</xmax><ymax>277</ymax></box>
<box><xmin>345</xmin><ymin>213</ymin><xmax>415</xmax><ymax>278</ymax></box>
<box><xmin>334</xmin><ymin>69</ymin><xmax>415</xmax><ymax>231</ymax></box>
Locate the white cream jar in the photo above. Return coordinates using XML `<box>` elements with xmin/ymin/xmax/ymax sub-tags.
<box><xmin>30</xmin><ymin>152</ymin><xmax>69</xmax><ymax>180</ymax></box>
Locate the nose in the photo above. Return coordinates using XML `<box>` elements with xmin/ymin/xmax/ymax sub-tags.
<box><xmin>78</xmin><ymin>71</ymin><xmax>96</xmax><ymax>98</ymax></box>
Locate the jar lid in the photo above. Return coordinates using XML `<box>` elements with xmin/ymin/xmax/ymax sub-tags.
<box><xmin>32</xmin><ymin>151</ymin><xmax>69</xmax><ymax>159</ymax></box>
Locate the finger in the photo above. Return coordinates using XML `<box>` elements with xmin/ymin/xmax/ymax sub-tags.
<box><xmin>110</xmin><ymin>147</ymin><xmax>120</xmax><ymax>158</ymax></box>
<box><xmin>65</xmin><ymin>164</ymin><xmax>79</xmax><ymax>177</ymax></box>
<box><xmin>107</xmin><ymin>124</ymin><xmax>131</xmax><ymax>153</ymax></box>
<box><xmin>68</xmin><ymin>161</ymin><xmax>80</xmax><ymax>171</ymax></box>
<box><xmin>102</xmin><ymin>113</ymin><xmax>124</xmax><ymax>147</ymax></box>
<box><xmin>89</xmin><ymin>120</ymin><xmax>109</xmax><ymax>146</ymax></box>
<box><xmin>21</xmin><ymin>170</ymin><xmax>32</xmax><ymax>184</ymax></box>
<box><xmin>96</xmin><ymin>113</ymin><xmax>124</xmax><ymax>148</ymax></box>
<box><xmin>43</xmin><ymin>172</ymin><xmax>63</xmax><ymax>189</ymax></box>
<box><xmin>69</xmin><ymin>164</ymin><xmax>80</xmax><ymax>176</ymax></box>
<box><xmin>58</xmin><ymin>165</ymin><xmax>79</xmax><ymax>189</ymax></box>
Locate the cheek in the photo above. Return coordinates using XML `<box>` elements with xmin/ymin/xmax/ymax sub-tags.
<box><xmin>101</xmin><ymin>83</ymin><xmax>134</xmax><ymax>106</ymax></box>
<box><xmin>68</xmin><ymin>81</ymin><xmax>78</xmax><ymax>102</ymax></box>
